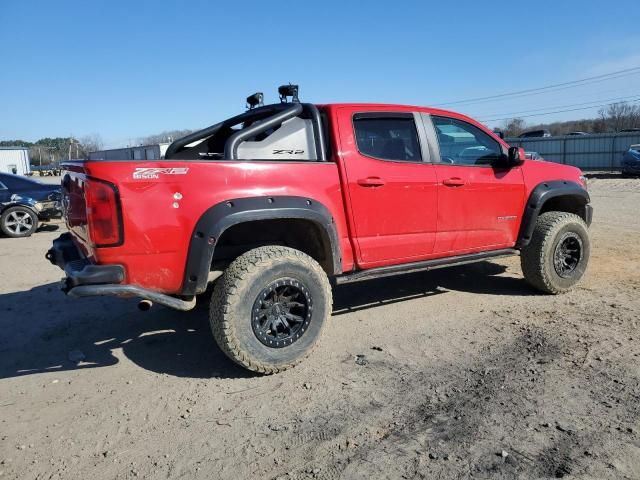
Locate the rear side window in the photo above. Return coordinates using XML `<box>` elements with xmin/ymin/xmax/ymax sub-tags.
<box><xmin>354</xmin><ymin>115</ymin><xmax>421</xmax><ymax>162</ymax></box>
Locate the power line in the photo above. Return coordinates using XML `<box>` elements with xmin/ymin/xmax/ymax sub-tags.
<box><xmin>432</xmin><ymin>66</ymin><xmax>640</xmax><ymax>107</ymax></box>
<box><xmin>474</xmin><ymin>93</ymin><xmax>640</xmax><ymax>120</ymax></box>
<box><xmin>434</xmin><ymin>71</ymin><xmax>640</xmax><ymax>108</ymax></box>
<box><xmin>480</xmin><ymin>97</ymin><xmax>640</xmax><ymax>123</ymax></box>
<box><xmin>448</xmin><ymin>71</ymin><xmax>640</xmax><ymax>108</ymax></box>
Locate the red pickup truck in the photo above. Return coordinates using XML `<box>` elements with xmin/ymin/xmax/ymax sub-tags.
<box><xmin>47</xmin><ymin>86</ymin><xmax>592</xmax><ymax>374</ymax></box>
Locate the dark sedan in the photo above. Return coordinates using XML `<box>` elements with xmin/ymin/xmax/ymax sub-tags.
<box><xmin>0</xmin><ymin>173</ymin><xmax>62</xmax><ymax>237</ymax></box>
<box><xmin>622</xmin><ymin>145</ymin><xmax>640</xmax><ymax>177</ymax></box>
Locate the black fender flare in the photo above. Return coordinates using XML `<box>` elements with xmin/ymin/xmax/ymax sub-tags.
<box><xmin>181</xmin><ymin>196</ymin><xmax>341</xmax><ymax>295</ymax></box>
<box><xmin>516</xmin><ymin>180</ymin><xmax>591</xmax><ymax>248</ymax></box>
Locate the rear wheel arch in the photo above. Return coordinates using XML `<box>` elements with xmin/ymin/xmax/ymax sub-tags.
<box><xmin>0</xmin><ymin>201</ymin><xmax>37</xmax><ymax>217</ymax></box>
<box><xmin>181</xmin><ymin>196</ymin><xmax>341</xmax><ymax>295</ymax></box>
<box><xmin>516</xmin><ymin>180</ymin><xmax>591</xmax><ymax>248</ymax></box>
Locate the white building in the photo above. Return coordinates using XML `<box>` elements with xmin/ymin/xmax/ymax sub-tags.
<box><xmin>0</xmin><ymin>147</ymin><xmax>31</xmax><ymax>175</ymax></box>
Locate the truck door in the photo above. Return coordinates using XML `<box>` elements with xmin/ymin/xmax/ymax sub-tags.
<box><xmin>336</xmin><ymin>109</ymin><xmax>438</xmax><ymax>268</ymax></box>
<box><xmin>422</xmin><ymin>113</ymin><xmax>525</xmax><ymax>254</ymax></box>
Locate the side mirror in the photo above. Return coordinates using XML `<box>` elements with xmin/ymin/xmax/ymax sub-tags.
<box><xmin>507</xmin><ymin>146</ymin><xmax>525</xmax><ymax>166</ymax></box>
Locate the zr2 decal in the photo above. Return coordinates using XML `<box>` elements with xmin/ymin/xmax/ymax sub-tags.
<box><xmin>272</xmin><ymin>149</ymin><xmax>304</xmax><ymax>155</ymax></box>
<box><xmin>133</xmin><ymin>167</ymin><xmax>189</xmax><ymax>180</ymax></box>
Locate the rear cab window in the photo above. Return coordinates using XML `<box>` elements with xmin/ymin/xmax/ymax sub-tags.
<box><xmin>353</xmin><ymin>114</ymin><xmax>422</xmax><ymax>162</ymax></box>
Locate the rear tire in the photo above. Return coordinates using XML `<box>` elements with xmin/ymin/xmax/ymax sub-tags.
<box><xmin>210</xmin><ymin>246</ymin><xmax>332</xmax><ymax>374</ymax></box>
<box><xmin>1</xmin><ymin>206</ymin><xmax>38</xmax><ymax>238</ymax></box>
<box><xmin>520</xmin><ymin>211</ymin><xmax>590</xmax><ymax>294</ymax></box>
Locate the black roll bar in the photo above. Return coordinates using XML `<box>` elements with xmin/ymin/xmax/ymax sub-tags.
<box><xmin>165</xmin><ymin>102</ymin><xmax>328</xmax><ymax>161</ymax></box>
<box><xmin>306</xmin><ymin>103</ymin><xmax>328</xmax><ymax>162</ymax></box>
<box><xmin>224</xmin><ymin>103</ymin><xmax>303</xmax><ymax>159</ymax></box>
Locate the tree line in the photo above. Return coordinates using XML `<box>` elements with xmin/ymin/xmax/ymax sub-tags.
<box><xmin>501</xmin><ymin>101</ymin><xmax>640</xmax><ymax>137</ymax></box>
<box><xmin>137</xmin><ymin>129</ymin><xmax>194</xmax><ymax>146</ymax></box>
<box><xmin>0</xmin><ymin>130</ymin><xmax>194</xmax><ymax>166</ymax></box>
<box><xmin>0</xmin><ymin>135</ymin><xmax>103</xmax><ymax>166</ymax></box>
<box><xmin>6</xmin><ymin>101</ymin><xmax>638</xmax><ymax>164</ymax></box>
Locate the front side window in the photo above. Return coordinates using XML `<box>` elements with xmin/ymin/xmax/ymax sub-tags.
<box><xmin>354</xmin><ymin>115</ymin><xmax>421</xmax><ymax>162</ymax></box>
<box><xmin>432</xmin><ymin>116</ymin><xmax>503</xmax><ymax>166</ymax></box>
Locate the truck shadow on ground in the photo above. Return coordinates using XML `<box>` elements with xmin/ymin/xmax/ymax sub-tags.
<box><xmin>584</xmin><ymin>172</ymin><xmax>628</xmax><ymax>179</ymax></box>
<box><xmin>0</xmin><ymin>261</ymin><xmax>534</xmax><ymax>380</ymax></box>
<box><xmin>36</xmin><ymin>223</ymin><xmax>60</xmax><ymax>233</ymax></box>
<box><xmin>333</xmin><ymin>260</ymin><xmax>535</xmax><ymax>315</ymax></box>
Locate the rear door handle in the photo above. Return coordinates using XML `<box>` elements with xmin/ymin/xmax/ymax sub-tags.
<box><xmin>357</xmin><ymin>177</ymin><xmax>386</xmax><ymax>187</ymax></box>
<box><xmin>442</xmin><ymin>177</ymin><xmax>465</xmax><ymax>187</ymax></box>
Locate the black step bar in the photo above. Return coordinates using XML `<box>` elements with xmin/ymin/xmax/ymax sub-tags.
<box><xmin>335</xmin><ymin>249</ymin><xmax>519</xmax><ymax>285</ymax></box>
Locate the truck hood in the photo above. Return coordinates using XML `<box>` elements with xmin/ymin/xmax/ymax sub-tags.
<box><xmin>520</xmin><ymin>159</ymin><xmax>585</xmax><ymax>191</ymax></box>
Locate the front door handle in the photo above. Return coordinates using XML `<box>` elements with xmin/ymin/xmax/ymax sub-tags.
<box><xmin>357</xmin><ymin>177</ymin><xmax>386</xmax><ymax>187</ymax></box>
<box><xmin>442</xmin><ymin>177</ymin><xmax>465</xmax><ymax>187</ymax></box>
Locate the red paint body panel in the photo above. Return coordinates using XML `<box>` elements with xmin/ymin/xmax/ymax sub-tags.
<box><xmin>61</xmin><ymin>103</ymin><xmax>586</xmax><ymax>295</ymax></box>
<box><xmin>334</xmin><ymin>106</ymin><xmax>438</xmax><ymax>267</ymax></box>
<box><xmin>66</xmin><ymin>161</ymin><xmax>353</xmax><ymax>293</ymax></box>
<box><xmin>432</xmin><ymin>164</ymin><xmax>525</xmax><ymax>254</ymax></box>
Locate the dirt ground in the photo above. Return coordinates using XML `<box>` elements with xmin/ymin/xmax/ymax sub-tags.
<box><xmin>1</xmin><ymin>176</ymin><xmax>639</xmax><ymax>480</ymax></box>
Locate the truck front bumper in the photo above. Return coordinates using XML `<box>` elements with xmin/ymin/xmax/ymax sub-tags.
<box><xmin>585</xmin><ymin>204</ymin><xmax>593</xmax><ymax>227</ymax></box>
<box><xmin>46</xmin><ymin>233</ymin><xmax>195</xmax><ymax>311</ymax></box>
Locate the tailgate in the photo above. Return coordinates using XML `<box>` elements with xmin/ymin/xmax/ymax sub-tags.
<box><xmin>61</xmin><ymin>161</ymin><xmax>93</xmax><ymax>258</ymax></box>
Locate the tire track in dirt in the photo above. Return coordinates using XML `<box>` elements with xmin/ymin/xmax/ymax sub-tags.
<box><xmin>266</xmin><ymin>316</ymin><xmax>639</xmax><ymax>479</ymax></box>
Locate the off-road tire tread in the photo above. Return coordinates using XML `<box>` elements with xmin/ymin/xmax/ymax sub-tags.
<box><xmin>210</xmin><ymin>246</ymin><xmax>332</xmax><ymax>374</ymax></box>
<box><xmin>521</xmin><ymin>211</ymin><xmax>588</xmax><ymax>294</ymax></box>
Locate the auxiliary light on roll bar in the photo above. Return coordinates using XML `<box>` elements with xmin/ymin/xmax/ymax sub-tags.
<box><xmin>246</xmin><ymin>92</ymin><xmax>264</xmax><ymax>110</ymax></box>
<box><xmin>278</xmin><ymin>84</ymin><xmax>299</xmax><ymax>103</ymax></box>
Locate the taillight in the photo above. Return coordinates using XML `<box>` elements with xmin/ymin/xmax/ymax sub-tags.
<box><xmin>85</xmin><ymin>178</ymin><xmax>122</xmax><ymax>247</ymax></box>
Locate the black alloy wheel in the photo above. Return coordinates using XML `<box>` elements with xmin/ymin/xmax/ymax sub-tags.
<box><xmin>553</xmin><ymin>232</ymin><xmax>583</xmax><ymax>278</ymax></box>
<box><xmin>251</xmin><ymin>279</ymin><xmax>312</xmax><ymax>348</ymax></box>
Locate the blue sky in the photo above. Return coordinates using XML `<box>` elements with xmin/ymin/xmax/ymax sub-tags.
<box><xmin>1</xmin><ymin>0</ymin><xmax>639</xmax><ymax>147</ymax></box>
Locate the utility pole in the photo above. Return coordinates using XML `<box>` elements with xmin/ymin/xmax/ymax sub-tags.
<box><xmin>68</xmin><ymin>137</ymin><xmax>81</xmax><ymax>160</ymax></box>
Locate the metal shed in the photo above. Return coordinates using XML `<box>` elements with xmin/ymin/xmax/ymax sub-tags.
<box><xmin>89</xmin><ymin>143</ymin><xmax>170</xmax><ymax>161</ymax></box>
<box><xmin>506</xmin><ymin>132</ymin><xmax>640</xmax><ymax>170</ymax></box>
<box><xmin>0</xmin><ymin>147</ymin><xmax>31</xmax><ymax>175</ymax></box>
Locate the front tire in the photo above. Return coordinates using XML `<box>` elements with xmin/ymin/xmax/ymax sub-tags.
<box><xmin>520</xmin><ymin>211</ymin><xmax>590</xmax><ymax>294</ymax></box>
<box><xmin>1</xmin><ymin>206</ymin><xmax>39</xmax><ymax>238</ymax></box>
<box><xmin>210</xmin><ymin>246</ymin><xmax>332</xmax><ymax>374</ymax></box>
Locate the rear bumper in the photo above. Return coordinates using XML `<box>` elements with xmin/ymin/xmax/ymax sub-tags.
<box><xmin>46</xmin><ymin>233</ymin><xmax>195</xmax><ymax>311</ymax></box>
<box><xmin>46</xmin><ymin>233</ymin><xmax>125</xmax><ymax>290</ymax></box>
